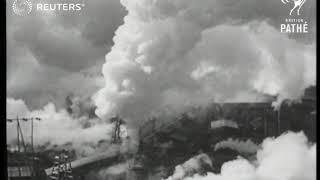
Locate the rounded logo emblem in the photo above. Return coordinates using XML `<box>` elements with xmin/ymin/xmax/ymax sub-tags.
<box><xmin>12</xmin><ymin>0</ymin><xmax>32</xmax><ymax>16</ymax></box>
<box><xmin>281</xmin><ymin>0</ymin><xmax>306</xmax><ymax>16</ymax></box>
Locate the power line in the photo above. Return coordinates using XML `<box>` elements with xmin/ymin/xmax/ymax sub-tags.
<box><xmin>7</xmin><ymin>116</ymin><xmax>41</xmax><ymax>180</ymax></box>
<box><xmin>7</xmin><ymin>117</ymin><xmax>41</xmax><ymax>153</ymax></box>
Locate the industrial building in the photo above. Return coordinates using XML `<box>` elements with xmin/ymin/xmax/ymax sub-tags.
<box><xmin>7</xmin><ymin>86</ymin><xmax>316</xmax><ymax>180</ymax></box>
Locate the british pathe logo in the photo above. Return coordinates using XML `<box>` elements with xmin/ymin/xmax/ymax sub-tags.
<box><xmin>12</xmin><ymin>0</ymin><xmax>32</xmax><ymax>16</ymax></box>
<box><xmin>280</xmin><ymin>0</ymin><xmax>309</xmax><ymax>33</ymax></box>
<box><xmin>281</xmin><ymin>0</ymin><xmax>306</xmax><ymax>16</ymax></box>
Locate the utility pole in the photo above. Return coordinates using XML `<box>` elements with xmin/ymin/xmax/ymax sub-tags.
<box><xmin>18</xmin><ymin>120</ymin><xmax>26</xmax><ymax>152</ymax></box>
<box><xmin>31</xmin><ymin>118</ymin><xmax>34</xmax><ymax>153</ymax></box>
<box><xmin>7</xmin><ymin>117</ymin><xmax>41</xmax><ymax>152</ymax></box>
<box><xmin>30</xmin><ymin>117</ymin><xmax>41</xmax><ymax>154</ymax></box>
<box><xmin>7</xmin><ymin>116</ymin><xmax>41</xmax><ymax>179</ymax></box>
<box><xmin>16</xmin><ymin>116</ymin><xmax>20</xmax><ymax>152</ymax></box>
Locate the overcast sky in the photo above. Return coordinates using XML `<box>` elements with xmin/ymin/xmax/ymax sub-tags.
<box><xmin>7</xmin><ymin>0</ymin><xmax>127</xmax><ymax>110</ymax></box>
<box><xmin>7</xmin><ymin>0</ymin><xmax>316</xmax><ymax>112</ymax></box>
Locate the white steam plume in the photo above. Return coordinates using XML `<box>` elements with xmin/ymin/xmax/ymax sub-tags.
<box><xmin>94</xmin><ymin>0</ymin><xmax>316</xmax><ymax>124</ymax></box>
<box><xmin>168</xmin><ymin>131</ymin><xmax>315</xmax><ymax>180</ymax></box>
<box><xmin>85</xmin><ymin>161</ymin><xmax>130</xmax><ymax>180</ymax></box>
<box><xmin>6</xmin><ymin>98</ymin><xmax>130</xmax><ymax>156</ymax></box>
<box><xmin>166</xmin><ymin>153</ymin><xmax>212</xmax><ymax>180</ymax></box>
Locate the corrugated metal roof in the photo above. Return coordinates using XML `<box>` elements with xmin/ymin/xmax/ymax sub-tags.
<box><xmin>8</xmin><ymin>166</ymin><xmax>32</xmax><ymax>177</ymax></box>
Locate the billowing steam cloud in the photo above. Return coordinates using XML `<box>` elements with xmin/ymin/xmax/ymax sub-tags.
<box><xmin>6</xmin><ymin>98</ymin><xmax>129</xmax><ymax>156</ymax></box>
<box><xmin>65</xmin><ymin>94</ymin><xmax>98</xmax><ymax>120</ymax></box>
<box><xmin>166</xmin><ymin>153</ymin><xmax>212</xmax><ymax>180</ymax></box>
<box><xmin>94</xmin><ymin>0</ymin><xmax>316</xmax><ymax>124</ymax></box>
<box><xmin>89</xmin><ymin>161</ymin><xmax>130</xmax><ymax>180</ymax></box>
<box><xmin>167</xmin><ymin>131</ymin><xmax>316</xmax><ymax>180</ymax></box>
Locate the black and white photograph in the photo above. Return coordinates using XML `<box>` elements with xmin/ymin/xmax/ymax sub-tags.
<box><xmin>5</xmin><ymin>0</ymin><xmax>317</xmax><ymax>180</ymax></box>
